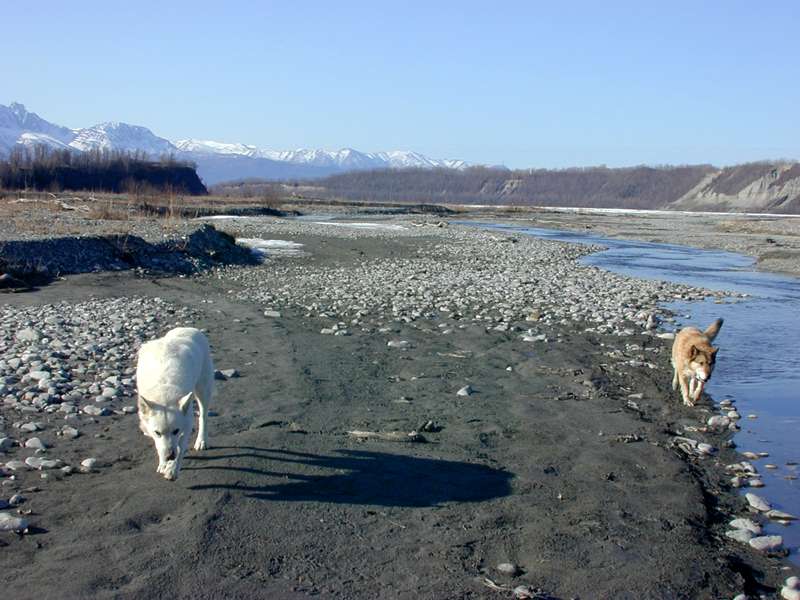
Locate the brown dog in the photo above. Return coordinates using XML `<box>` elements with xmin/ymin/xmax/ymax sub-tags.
<box><xmin>671</xmin><ymin>318</ymin><xmax>723</xmax><ymax>406</ymax></box>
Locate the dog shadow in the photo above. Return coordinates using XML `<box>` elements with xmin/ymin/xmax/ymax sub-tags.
<box><xmin>185</xmin><ymin>446</ymin><xmax>513</xmax><ymax>508</ymax></box>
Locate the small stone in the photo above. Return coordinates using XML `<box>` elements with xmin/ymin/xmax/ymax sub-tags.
<box><xmin>220</xmin><ymin>369</ymin><xmax>239</xmax><ymax>379</ymax></box>
<box><xmin>707</xmin><ymin>415</ymin><xmax>731</xmax><ymax>430</ymax></box>
<box><xmin>456</xmin><ymin>385</ymin><xmax>473</xmax><ymax>397</ymax></box>
<box><xmin>62</xmin><ymin>426</ymin><xmax>80</xmax><ymax>439</ymax></box>
<box><xmin>81</xmin><ymin>457</ymin><xmax>99</xmax><ymax>470</ymax></box>
<box><xmin>0</xmin><ymin>512</ymin><xmax>28</xmax><ymax>532</ymax></box>
<box><xmin>745</xmin><ymin>493</ymin><xmax>771</xmax><ymax>512</ymax></box>
<box><xmin>122</xmin><ymin>406</ymin><xmax>137</xmax><ymax>414</ymax></box>
<box><xmin>24</xmin><ymin>437</ymin><xmax>47</xmax><ymax>450</ymax></box>
<box><xmin>766</xmin><ymin>510</ymin><xmax>798</xmax><ymax>521</ymax></box>
<box><xmin>3</xmin><ymin>460</ymin><xmax>26</xmax><ymax>471</ymax></box>
<box><xmin>696</xmin><ymin>443</ymin><xmax>715</xmax><ymax>455</ymax></box>
<box><xmin>15</xmin><ymin>328</ymin><xmax>41</xmax><ymax>342</ymax></box>
<box><xmin>496</xmin><ymin>563</ymin><xmax>521</xmax><ymax>576</ymax></box>
<box><xmin>785</xmin><ymin>576</ymin><xmax>799</xmax><ymax>590</ymax></box>
<box><xmin>730</xmin><ymin>518</ymin><xmax>762</xmax><ymax>534</ymax></box>
<box><xmin>748</xmin><ymin>535</ymin><xmax>783</xmax><ymax>552</ymax></box>
<box><xmin>725</xmin><ymin>529</ymin><xmax>754</xmax><ymax>543</ymax></box>
<box><xmin>748</xmin><ymin>479</ymin><xmax>765</xmax><ymax>488</ymax></box>
<box><xmin>82</xmin><ymin>405</ymin><xmax>109</xmax><ymax>416</ymax></box>
<box><xmin>0</xmin><ymin>437</ymin><xmax>15</xmax><ymax>452</ymax></box>
<box><xmin>263</xmin><ymin>310</ymin><xmax>282</xmax><ymax>318</ymax></box>
<box><xmin>25</xmin><ymin>456</ymin><xmax>62</xmax><ymax>470</ymax></box>
<box><xmin>782</xmin><ymin>586</ymin><xmax>800</xmax><ymax>600</ymax></box>
<box><xmin>8</xmin><ymin>494</ymin><xmax>25</xmax><ymax>506</ymax></box>
<box><xmin>387</xmin><ymin>340</ymin><xmax>410</xmax><ymax>349</ymax></box>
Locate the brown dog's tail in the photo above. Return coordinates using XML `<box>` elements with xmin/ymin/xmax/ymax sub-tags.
<box><xmin>704</xmin><ymin>318</ymin><xmax>724</xmax><ymax>341</ymax></box>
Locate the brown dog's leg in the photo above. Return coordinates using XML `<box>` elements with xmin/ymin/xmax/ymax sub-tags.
<box><xmin>692</xmin><ymin>380</ymin><xmax>705</xmax><ymax>403</ymax></box>
<box><xmin>679</xmin><ymin>373</ymin><xmax>692</xmax><ymax>406</ymax></box>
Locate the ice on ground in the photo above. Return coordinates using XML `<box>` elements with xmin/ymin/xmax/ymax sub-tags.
<box><xmin>313</xmin><ymin>221</ymin><xmax>407</xmax><ymax>231</ymax></box>
<box><xmin>194</xmin><ymin>215</ymin><xmax>256</xmax><ymax>220</ymax></box>
<box><xmin>237</xmin><ymin>238</ymin><xmax>306</xmax><ymax>258</ymax></box>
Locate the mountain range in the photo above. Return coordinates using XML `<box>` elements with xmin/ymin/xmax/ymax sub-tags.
<box><xmin>0</xmin><ymin>102</ymin><xmax>467</xmax><ymax>184</ymax></box>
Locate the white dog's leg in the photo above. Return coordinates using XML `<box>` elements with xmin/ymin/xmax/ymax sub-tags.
<box><xmin>193</xmin><ymin>355</ymin><xmax>214</xmax><ymax>451</ymax></box>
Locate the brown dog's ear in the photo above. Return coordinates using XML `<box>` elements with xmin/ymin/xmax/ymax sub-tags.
<box><xmin>138</xmin><ymin>395</ymin><xmax>155</xmax><ymax>415</ymax></box>
<box><xmin>178</xmin><ymin>392</ymin><xmax>194</xmax><ymax>414</ymax></box>
<box><xmin>690</xmin><ymin>345</ymin><xmax>698</xmax><ymax>359</ymax></box>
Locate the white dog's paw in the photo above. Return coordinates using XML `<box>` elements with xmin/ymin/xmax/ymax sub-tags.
<box><xmin>194</xmin><ymin>438</ymin><xmax>207</xmax><ymax>451</ymax></box>
<box><xmin>162</xmin><ymin>461</ymin><xmax>179</xmax><ymax>481</ymax></box>
<box><xmin>157</xmin><ymin>462</ymin><xmax>167</xmax><ymax>474</ymax></box>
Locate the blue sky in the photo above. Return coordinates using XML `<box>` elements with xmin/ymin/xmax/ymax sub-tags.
<box><xmin>2</xmin><ymin>1</ymin><xmax>797</xmax><ymax>168</ymax></box>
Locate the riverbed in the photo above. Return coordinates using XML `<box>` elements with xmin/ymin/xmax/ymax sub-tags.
<box><xmin>469</xmin><ymin>221</ymin><xmax>800</xmax><ymax>559</ymax></box>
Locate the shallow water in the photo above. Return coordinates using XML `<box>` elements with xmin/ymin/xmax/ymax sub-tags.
<box><xmin>469</xmin><ymin>222</ymin><xmax>800</xmax><ymax>558</ymax></box>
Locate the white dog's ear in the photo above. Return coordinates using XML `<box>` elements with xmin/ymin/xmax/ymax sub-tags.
<box><xmin>178</xmin><ymin>392</ymin><xmax>194</xmax><ymax>414</ymax></box>
<box><xmin>138</xmin><ymin>395</ymin><xmax>155</xmax><ymax>415</ymax></box>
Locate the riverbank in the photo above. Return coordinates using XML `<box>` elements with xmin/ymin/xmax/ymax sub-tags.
<box><xmin>476</xmin><ymin>207</ymin><xmax>800</xmax><ymax>278</ymax></box>
<box><xmin>1</xmin><ymin>214</ymin><xmax>797</xmax><ymax>598</ymax></box>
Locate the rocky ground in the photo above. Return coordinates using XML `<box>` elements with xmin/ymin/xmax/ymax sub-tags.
<box><xmin>0</xmin><ymin>210</ymin><xmax>798</xmax><ymax>599</ymax></box>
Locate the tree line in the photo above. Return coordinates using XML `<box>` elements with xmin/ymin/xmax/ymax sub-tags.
<box><xmin>0</xmin><ymin>146</ymin><xmax>207</xmax><ymax>195</ymax></box>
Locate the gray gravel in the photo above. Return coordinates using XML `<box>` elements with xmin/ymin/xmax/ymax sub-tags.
<box><xmin>0</xmin><ymin>295</ymin><xmax>197</xmax><ymax>530</ymax></box>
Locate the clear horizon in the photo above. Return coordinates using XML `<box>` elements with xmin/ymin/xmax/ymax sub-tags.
<box><xmin>2</xmin><ymin>1</ymin><xmax>798</xmax><ymax>169</ymax></box>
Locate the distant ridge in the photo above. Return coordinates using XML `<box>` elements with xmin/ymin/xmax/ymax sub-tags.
<box><xmin>215</xmin><ymin>163</ymin><xmax>800</xmax><ymax>214</ymax></box>
<box><xmin>0</xmin><ymin>102</ymin><xmax>467</xmax><ymax>184</ymax></box>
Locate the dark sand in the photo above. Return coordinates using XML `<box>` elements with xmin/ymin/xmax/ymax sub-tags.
<box><xmin>0</xmin><ymin>231</ymin><xmax>792</xmax><ymax>599</ymax></box>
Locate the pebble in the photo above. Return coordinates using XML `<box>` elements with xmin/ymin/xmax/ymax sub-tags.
<box><xmin>24</xmin><ymin>437</ymin><xmax>47</xmax><ymax>450</ymax></box>
<box><xmin>707</xmin><ymin>415</ymin><xmax>731</xmax><ymax>430</ymax></box>
<box><xmin>729</xmin><ymin>518</ymin><xmax>762</xmax><ymax>534</ymax></box>
<box><xmin>220</xmin><ymin>369</ymin><xmax>239</xmax><ymax>379</ymax></box>
<box><xmin>496</xmin><ymin>562</ymin><xmax>521</xmax><ymax>576</ymax></box>
<box><xmin>0</xmin><ymin>437</ymin><xmax>15</xmax><ymax>452</ymax></box>
<box><xmin>725</xmin><ymin>529</ymin><xmax>754</xmax><ymax>544</ymax></box>
<box><xmin>80</xmin><ymin>457</ymin><xmax>99</xmax><ymax>470</ymax></box>
<box><xmin>15</xmin><ymin>327</ymin><xmax>41</xmax><ymax>342</ymax></box>
<box><xmin>387</xmin><ymin>340</ymin><xmax>410</xmax><ymax>349</ymax></box>
<box><xmin>748</xmin><ymin>535</ymin><xmax>783</xmax><ymax>552</ymax></box>
<box><xmin>782</xmin><ymin>576</ymin><xmax>800</xmax><ymax>600</ymax></box>
<box><xmin>4</xmin><ymin>459</ymin><xmax>27</xmax><ymax>471</ymax></box>
<box><xmin>745</xmin><ymin>493</ymin><xmax>771</xmax><ymax>512</ymax></box>
<box><xmin>456</xmin><ymin>385</ymin><xmax>474</xmax><ymax>397</ymax></box>
<box><xmin>25</xmin><ymin>456</ymin><xmax>62</xmax><ymax>470</ymax></box>
<box><xmin>61</xmin><ymin>426</ymin><xmax>80</xmax><ymax>439</ymax></box>
<box><xmin>82</xmin><ymin>405</ymin><xmax>110</xmax><ymax>417</ymax></box>
<box><xmin>0</xmin><ymin>512</ymin><xmax>28</xmax><ymax>532</ymax></box>
<box><xmin>263</xmin><ymin>310</ymin><xmax>282</xmax><ymax>318</ymax></box>
<box><xmin>766</xmin><ymin>510</ymin><xmax>798</xmax><ymax>521</ymax></box>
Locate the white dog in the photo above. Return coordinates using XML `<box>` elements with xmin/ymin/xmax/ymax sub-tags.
<box><xmin>136</xmin><ymin>327</ymin><xmax>214</xmax><ymax>481</ymax></box>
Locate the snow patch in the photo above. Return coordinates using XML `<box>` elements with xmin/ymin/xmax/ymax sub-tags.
<box><xmin>236</xmin><ymin>238</ymin><xmax>306</xmax><ymax>258</ymax></box>
<box><xmin>313</xmin><ymin>222</ymin><xmax>407</xmax><ymax>231</ymax></box>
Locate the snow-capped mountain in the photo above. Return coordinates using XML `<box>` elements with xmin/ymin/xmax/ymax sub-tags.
<box><xmin>69</xmin><ymin>122</ymin><xmax>178</xmax><ymax>156</ymax></box>
<box><xmin>0</xmin><ymin>102</ymin><xmax>468</xmax><ymax>183</ymax></box>
<box><xmin>0</xmin><ymin>102</ymin><xmax>75</xmax><ymax>154</ymax></box>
